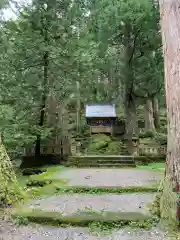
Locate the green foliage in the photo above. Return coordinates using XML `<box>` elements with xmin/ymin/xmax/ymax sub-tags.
<box><xmin>26</xmin><ymin>180</ymin><xmax>52</xmax><ymax>187</ymax></box>
<box><xmin>105</xmin><ymin>141</ymin><xmax>122</xmax><ymax>154</ymax></box>
<box><xmin>139</xmin><ymin>131</ymin><xmax>155</xmax><ymax>138</ymax></box>
<box><xmin>155</xmin><ymin>133</ymin><xmax>167</xmax><ymax>145</ymax></box>
<box><xmin>22</xmin><ymin>168</ymin><xmax>46</xmax><ymax>176</ymax></box>
<box><xmin>85</xmin><ymin>134</ymin><xmax>112</xmax><ymax>154</ymax></box>
<box><xmin>0</xmin><ymin>143</ymin><xmax>25</xmax><ymax>206</ymax></box>
<box><xmin>0</xmin><ymin>0</ymin><xmax>165</xmax><ymax>159</ymax></box>
<box><xmin>14</xmin><ymin>215</ymin><xmax>29</xmax><ymax>226</ymax></box>
<box><xmin>56</xmin><ymin>186</ymin><xmax>159</xmax><ymax>194</ymax></box>
<box><xmin>85</xmin><ymin>134</ymin><xmax>127</xmax><ymax>154</ymax></box>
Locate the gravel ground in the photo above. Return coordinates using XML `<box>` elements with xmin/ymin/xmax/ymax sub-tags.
<box><xmin>58</xmin><ymin>169</ymin><xmax>162</xmax><ymax>187</ymax></box>
<box><xmin>0</xmin><ymin>222</ymin><xmax>171</xmax><ymax>240</ymax></box>
<box><xmin>0</xmin><ymin>223</ymin><xmax>97</xmax><ymax>240</ymax></box>
<box><xmin>26</xmin><ymin>193</ymin><xmax>155</xmax><ymax>217</ymax></box>
<box><xmin>105</xmin><ymin>227</ymin><xmax>170</xmax><ymax>240</ymax></box>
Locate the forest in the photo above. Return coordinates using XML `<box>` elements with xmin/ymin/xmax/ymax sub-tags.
<box><xmin>0</xmin><ymin>0</ymin><xmax>180</xmax><ymax>239</ymax></box>
<box><xmin>0</xmin><ymin>0</ymin><xmax>164</xmax><ymax>158</ymax></box>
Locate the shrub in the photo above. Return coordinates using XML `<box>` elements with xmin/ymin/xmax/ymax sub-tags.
<box><xmin>26</xmin><ymin>180</ymin><xmax>52</xmax><ymax>187</ymax></box>
<box><xmin>139</xmin><ymin>131</ymin><xmax>155</xmax><ymax>138</ymax></box>
<box><xmin>22</xmin><ymin>169</ymin><xmax>46</xmax><ymax>176</ymax></box>
<box><xmin>155</xmin><ymin>133</ymin><xmax>167</xmax><ymax>145</ymax></box>
<box><xmin>85</xmin><ymin>134</ymin><xmax>111</xmax><ymax>154</ymax></box>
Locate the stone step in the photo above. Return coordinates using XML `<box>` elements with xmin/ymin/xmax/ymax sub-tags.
<box><xmin>67</xmin><ymin>159</ymin><xmax>135</xmax><ymax>164</ymax></box>
<box><xmin>67</xmin><ymin>160</ymin><xmax>135</xmax><ymax>165</ymax></box>
<box><xmin>68</xmin><ymin>163</ymin><xmax>136</xmax><ymax>168</ymax></box>
<box><xmin>68</xmin><ymin>155</ymin><xmax>134</xmax><ymax>162</ymax></box>
<box><xmin>97</xmin><ymin>159</ymin><xmax>134</xmax><ymax>163</ymax></box>
<box><xmin>14</xmin><ymin>193</ymin><xmax>155</xmax><ymax>224</ymax></box>
<box><xmin>67</xmin><ymin>155</ymin><xmax>135</xmax><ymax>167</ymax></box>
<box><xmin>80</xmin><ymin>155</ymin><xmax>133</xmax><ymax>158</ymax></box>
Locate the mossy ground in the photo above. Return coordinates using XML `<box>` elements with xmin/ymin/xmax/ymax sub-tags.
<box><xmin>137</xmin><ymin>162</ymin><xmax>165</xmax><ymax>172</ymax></box>
<box><xmin>56</xmin><ymin>186</ymin><xmax>159</xmax><ymax>194</ymax></box>
<box><xmin>13</xmin><ymin>208</ymin><xmax>158</xmax><ymax>229</ymax></box>
<box><xmin>15</xmin><ymin>165</ymin><xmax>67</xmax><ymax>199</ymax></box>
<box><xmin>84</xmin><ymin>134</ymin><xmax>125</xmax><ymax>155</ymax></box>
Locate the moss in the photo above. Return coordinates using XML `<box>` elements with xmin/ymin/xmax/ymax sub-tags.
<box><xmin>0</xmin><ymin>144</ymin><xmax>25</xmax><ymax>206</ymax></box>
<box><xmin>149</xmin><ymin>194</ymin><xmax>161</xmax><ymax>217</ymax></box>
<box><xmin>85</xmin><ymin>134</ymin><xmax>112</xmax><ymax>154</ymax></box>
<box><xmin>25</xmin><ymin>179</ymin><xmax>67</xmax><ymax>199</ymax></box>
<box><xmin>105</xmin><ymin>141</ymin><xmax>122</xmax><ymax>154</ymax></box>
<box><xmin>31</xmin><ymin>165</ymin><xmax>65</xmax><ymax>181</ymax></box>
<box><xmin>13</xmin><ymin>208</ymin><xmax>158</xmax><ymax>227</ymax></box>
<box><xmin>137</xmin><ymin>162</ymin><xmax>165</xmax><ymax>172</ymax></box>
<box><xmin>55</xmin><ymin>186</ymin><xmax>159</xmax><ymax>194</ymax></box>
<box><xmin>26</xmin><ymin>180</ymin><xmax>52</xmax><ymax>187</ymax></box>
<box><xmin>22</xmin><ymin>169</ymin><xmax>46</xmax><ymax>176</ymax></box>
<box><xmin>155</xmin><ymin>133</ymin><xmax>167</xmax><ymax>145</ymax></box>
<box><xmin>139</xmin><ymin>131</ymin><xmax>155</xmax><ymax>138</ymax></box>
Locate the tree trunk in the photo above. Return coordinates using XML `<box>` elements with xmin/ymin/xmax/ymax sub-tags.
<box><xmin>35</xmin><ymin>9</ymin><xmax>49</xmax><ymax>158</ymax></box>
<box><xmin>125</xmin><ymin>90</ymin><xmax>138</xmax><ymax>154</ymax></box>
<box><xmin>159</xmin><ymin>0</ymin><xmax>180</xmax><ymax>221</ymax></box>
<box><xmin>124</xmin><ymin>25</ymin><xmax>138</xmax><ymax>154</ymax></box>
<box><xmin>152</xmin><ymin>96</ymin><xmax>160</xmax><ymax>129</ymax></box>
<box><xmin>35</xmin><ymin>51</ymin><xmax>48</xmax><ymax>158</ymax></box>
<box><xmin>145</xmin><ymin>98</ymin><xmax>156</xmax><ymax>134</ymax></box>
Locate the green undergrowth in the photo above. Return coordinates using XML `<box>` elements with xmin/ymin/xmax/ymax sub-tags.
<box><xmin>15</xmin><ymin>165</ymin><xmax>65</xmax><ymax>187</ymax></box>
<box><xmin>88</xmin><ymin>218</ymin><xmax>160</xmax><ymax>236</ymax></box>
<box><xmin>25</xmin><ymin>179</ymin><xmax>67</xmax><ymax>199</ymax></box>
<box><xmin>14</xmin><ymin>165</ymin><xmax>67</xmax><ymax>199</ymax></box>
<box><xmin>85</xmin><ymin>134</ymin><xmax>125</xmax><ymax>155</ymax></box>
<box><xmin>137</xmin><ymin>162</ymin><xmax>165</xmax><ymax>172</ymax></box>
<box><xmin>55</xmin><ymin>185</ymin><xmax>159</xmax><ymax>194</ymax></box>
<box><xmin>13</xmin><ymin>208</ymin><xmax>159</xmax><ymax>230</ymax></box>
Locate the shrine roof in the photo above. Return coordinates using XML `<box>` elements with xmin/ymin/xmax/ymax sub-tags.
<box><xmin>85</xmin><ymin>104</ymin><xmax>116</xmax><ymax>118</ymax></box>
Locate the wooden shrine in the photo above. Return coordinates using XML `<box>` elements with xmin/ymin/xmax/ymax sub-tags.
<box><xmin>85</xmin><ymin>104</ymin><xmax>117</xmax><ymax>135</ymax></box>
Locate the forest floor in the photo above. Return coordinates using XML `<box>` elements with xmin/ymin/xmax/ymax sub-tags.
<box><xmin>0</xmin><ymin>163</ymin><xmax>176</xmax><ymax>240</ymax></box>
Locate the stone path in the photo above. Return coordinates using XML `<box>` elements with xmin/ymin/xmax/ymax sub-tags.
<box><xmin>1</xmin><ymin>167</ymin><xmax>170</xmax><ymax>239</ymax></box>
<box><xmin>0</xmin><ymin>224</ymin><xmax>170</xmax><ymax>240</ymax></box>
<box><xmin>58</xmin><ymin>168</ymin><xmax>162</xmax><ymax>187</ymax></box>
<box><xmin>25</xmin><ymin>193</ymin><xmax>155</xmax><ymax>220</ymax></box>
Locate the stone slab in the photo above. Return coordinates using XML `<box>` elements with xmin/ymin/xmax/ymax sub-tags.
<box><xmin>23</xmin><ymin>193</ymin><xmax>155</xmax><ymax>219</ymax></box>
<box><xmin>57</xmin><ymin>168</ymin><xmax>162</xmax><ymax>187</ymax></box>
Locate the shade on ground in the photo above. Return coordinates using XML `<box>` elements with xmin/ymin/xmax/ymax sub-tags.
<box><xmin>17</xmin><ymin>193</ymin><xmax>155</xmax><ymax>221</ymax></box>
<box><xmin>0</xmin><ymin>224</ymin><xmax>170</xmax><ymax>240</ymax></box>
<box><xmin>56</xmin><ymin>168</ymin><xmax>163</xmax><ymax>187</ymax></box>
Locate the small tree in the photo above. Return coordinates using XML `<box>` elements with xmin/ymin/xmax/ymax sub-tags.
<box><xmin>0</xmin><ymin>136</ymin><xmax>24</xmax><ymax>205</ymax></box>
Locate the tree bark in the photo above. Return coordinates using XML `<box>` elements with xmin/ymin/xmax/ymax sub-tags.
<box><xmin>145</xmin><ymin>98</ymin><xmax>156</xmax><ymax>134</ymax></box>
<box><xmin>152</xmin><ymin>96</ymin><xmax>160</xmax><ymax>129</ymax></box>
<box><xmin>35</xmin><ymin>51</ymin><xmax>48</xmax><ymax>158</ymax></box>
<box><xmin>35</xmin><ymin>10</ymin><xmax>49</xmax><ymax>158</ymax></box>
<box><xmin>125</xmin><ymin>89</ymin><xmax>138</xmax><ymax>154</ymax></box>
<box><xmin>124</xmin><ymin>25</ymin><xmax>138</xmax><ymax>154</ymax></box>
<box><xmin>159</xmin><ymin>0</ymin><xmax>180</xmax><ymax>221</ymax></box>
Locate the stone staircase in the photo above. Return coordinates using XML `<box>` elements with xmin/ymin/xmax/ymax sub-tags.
<box><xmin>66</xmin><ymin>155</ymin><xmax>136</xmax><ymax>168</ymax></box>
